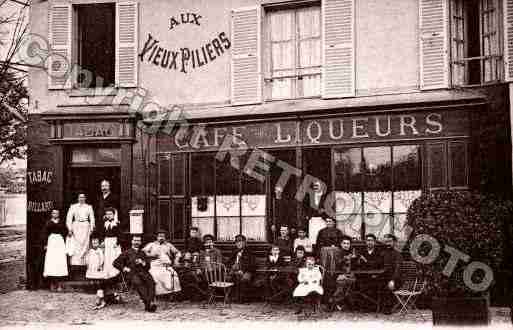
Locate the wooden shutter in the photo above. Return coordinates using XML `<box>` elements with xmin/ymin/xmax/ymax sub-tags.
<box><xmin>231</xmin><ymin>6</ymin><xmax>262</xmax><ymax>105</ymax></box>
<box><xmin>48</xmin><ymin>1</ymin><xmax>72</xmax><ymax>90</ymax></box>
<box><xmin>322</xmin><ymin>0</ymin><xmax>355</xmax><ymax>98</ymax></box>
<box><xmin>504</xmin><ymin>0</ymin><xmax>513</xmax><ymax>81</ymax></box>
<box><xmin>419</xmin><ymin>0</ymin><xmax>449</xmax><ymax>90</ymax></box>
<box><xmin>116</xmin><ymin>1</ymin><xmax>138</xmax><ymax>87</ymax></box>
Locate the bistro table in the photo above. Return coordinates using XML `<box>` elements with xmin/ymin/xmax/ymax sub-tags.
<box><xmin>345</xmin><ymin>268</ymin><xmax>386</xmax><ymax>312</ymax></box>
<box><xmin>256</xmin><ymin>266</ymin><xmax>298</xmax><ymax>305</ymax></box>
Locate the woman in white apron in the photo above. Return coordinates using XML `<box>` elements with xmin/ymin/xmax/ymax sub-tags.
<box><xmin>42</xmin><ymin>209</ymin><xmax>68</xmax><ymax>291</ymax></box>
<box><xmin>142</xmin><ymin>230</ymin><xmax>181</xmax><ymax>296</ymax></box>
<box><xmin>66</xmin><ymin>193</ymin><xmax>95</xmax><ymax>267</ymax></box>
<box><xmin>101</xmin><ymin>207</ymin><xmax>122</xmax><ymax>304</ymax></box>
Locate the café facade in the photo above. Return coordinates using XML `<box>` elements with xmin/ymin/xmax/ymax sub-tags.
<box><xmin>25</xmin><ymin>0</ymin><xmax>512</xmax><ymax>289</ymax></box>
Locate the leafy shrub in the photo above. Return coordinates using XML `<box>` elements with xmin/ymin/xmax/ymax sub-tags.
<box><xmin>406</xmin><ymin>190</ymin><xmax>511</xmax><ymax>297</ymax></box>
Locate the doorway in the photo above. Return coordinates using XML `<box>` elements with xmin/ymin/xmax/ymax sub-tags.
<box><xmin>302</xmin><ymin>147</ymin><xmax>332</xmax><ymax>190</ymax></box>
<box><xmin>65</xmin><ymin>166</ymin><xmax>120</xmax><ymax>214</ymax></box>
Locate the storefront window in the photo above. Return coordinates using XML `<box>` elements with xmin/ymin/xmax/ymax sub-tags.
<box><xmin>71</xmin><ymin>147</ymin><xmax>120</xmax><ymax>164</ymax></box>
<box><xmin>334</xmin><ymin>145</ymin><xmax>421</xmax><ymax>240</ymax></box>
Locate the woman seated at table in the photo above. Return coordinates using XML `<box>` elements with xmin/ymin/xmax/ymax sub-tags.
<box><xmin>293</xmin><ymin>256</ymin><xmax>323</xmax><ymax>314</ymax></box>
<box><xmin>328</xmin><ymin>235</ymin><xmax>358</xmax><ymax>311</ymax></box>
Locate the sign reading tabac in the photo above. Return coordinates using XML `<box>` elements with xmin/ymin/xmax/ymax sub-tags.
<box><xmin>63</xmin><ymin>122</ymin><xmax>123</xmax><ymax>139</ymax></box>
<box><xmin>159</xmin><ymin>110</ymin><xmax>471</xmax><ymax>152</ymax></box>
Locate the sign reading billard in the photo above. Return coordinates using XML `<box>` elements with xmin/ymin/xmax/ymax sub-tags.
<box><xmin>159</xmin><ymin>110</ymin><xmax>471</xmax><ymax>152</ymax></box>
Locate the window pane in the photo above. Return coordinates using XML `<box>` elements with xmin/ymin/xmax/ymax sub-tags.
<box><xmin>334</xmin><ymin>148</ymin><xmax>362</xmax><ymax>191</ymax></box>
<box><xmin>172</xmin><ymin>199</ymin><xmax>185</xmax><ymax>239</ymax></box>
<box><xmin>191</xmin><ymin>196</ymin><xmax>214</xmax><ymax>238</ymax></box>
<box><xmin>242</xmin><ymin>216</ymin><xmax>266</xmax><ymax>241</ymax></box>
<box><xmin>393</xmin><ymin>213</ymin><xmax>409</xmax><ymax>242</ymax></box>
<box><xmin>172</xmin><ymin>155</ymin><xmax>185</xmax><ymax>195</ymax></box>
<box><xmin>363</xmin><ymin>147</ymin><xmax>391</xmax><ymax>191</ymax></box>
<box><xmin>336</xmin><ymin>213</ymin><xmax>362</xmax><ymax>240</ymax></box>
<box><xmin>241</xmin><ymin>195</ymin><xmax>266</xmax><ymax>241</ymax></box>
<box><xmin>428</xmin><ymin>143</ymin><xmax>446</xmax><ymax>188</ymax></box>
<box><xmin>191</xmin><ymin>154</ymin><xmax>215</xmax><ymax>195</ymax></box>
<box><xmin>364</xmin><ymin>213</ymin><xmax>392</xmax><ymax>240</ymax></box>
<box><xmin>393</xmin><ymin>145</ymin><xmax>421</xmax><ymax>190</ymax></box>
<box><xmin>191</xmin><ymin>217</ymin><xmax>214</xmax><ymax>238</ymax></box>
<box><xmin>449</xmin><ymin>141</ymin><xmax>468</xmax><ymax>187</ymax></box>
<box><xmin>271</xmin><ymin>78</ymin><xmax>293</xmax><ymax>99</ymax></box>
<box><xmin>158</xmin><ymin>154</ymin><xmax>170</xmax><ymax>195</ymax></box>
<box><xmin>216</xmin><ymin>195</ymin><xmax>240</xmax><ymax>241</ymax></box>
<box><xmin>159</xmin><ymin>200</ymin><xmax>170</xmax><ymax>234</ymax></box>
<box><xmin>216</xmin><ymin>156</ymin><xmax>240</xmax><ymax>195</ymax></box>
<box><xmin>71</xmin><ymin>147</ymin><xmax>120</xmax><ymax>164</ymax></box>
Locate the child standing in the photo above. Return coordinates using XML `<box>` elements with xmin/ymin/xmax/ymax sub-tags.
<box><xmin>42</xmin><ymin>209</ymin><xmax>68</xmax><ymax>291</ymax></box>
<box><xmin>293</xmin><ymin>256</ymin><xmax>323</xmax><ymax>314</ymax></box>
<box><xmin>85</xmin><ymin>235</ymin><xmax>107</xmax><ymax>309</ymax></box>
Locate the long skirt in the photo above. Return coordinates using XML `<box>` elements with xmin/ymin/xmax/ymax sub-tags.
<box><xmin>308</xmin><ymin>217</ymin><xmax>326</xmax><ymax>245</ymax></box>
<box><xmin>103</xmin><ymin>237</ymin><xmax>121</xmax><ymax>279</ymax></box>
<box><xmin>43</xmin><ymin>234</ymin><xmax>68</xmax><ymax>277</ymax></box>
<box><xmin>149</xmin><ymin>261</ymin><xmax>181</xmax><ymax>295</ymax></box>
<box><xmin>69</xmin><ymin>221</ymin><xmax>92</xmax><ymax>266</ymax></box>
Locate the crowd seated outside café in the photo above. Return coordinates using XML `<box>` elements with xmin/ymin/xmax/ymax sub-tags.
<box><xmin>42</xmin><ymin>191</ymin><xmax>408</xmax><ymax>315</ymax></box>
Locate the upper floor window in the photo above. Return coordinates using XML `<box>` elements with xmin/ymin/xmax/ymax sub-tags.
<box><xmin>75</xmin><ymin>4</ymin><xmax>115</xmax><ymax>88</ymax></box>
<box><xmin>450</xmin><ymin>0</ymin><xmax>503</xmax><ymax>85</ymax></box>
<box><xmin>264</xmin><ymin>5</ymin><xmax>321</xmax><ymax>100</ymax></box>
<box><xmin>48</xmin><ymin>2</ymin><xmax>138</xmax><ymax>90</ymax></box>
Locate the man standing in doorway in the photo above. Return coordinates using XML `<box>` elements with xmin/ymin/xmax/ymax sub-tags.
<box><xmin>96</xmin><ymin>180</ymin><xmax>119</xmax><ymax>234</ymax></box>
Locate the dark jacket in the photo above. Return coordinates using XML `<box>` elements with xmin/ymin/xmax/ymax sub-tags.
<box><xmin>358</xmin><ymin>248</ymin><xmax>384</xmax><ymax>270</ymax></box>
<box><xmin>382</xmin><ymin>247</ymin><xmax>403</xmax><ymax>283</ymax></box>
<box><xmin>41</xmin><ymin>219</ymin><xmax>68</xmax><ymax>246</ymax></box>
<box><xmin>336</xmin><ymin>248</ymin><xmax>358</xmax><ymax>274</ymax></box>
<box><xmin>265</xmin><ymin>254</ymin><xmax>286</xmax><ymax>269</ymax></box>
<box><xmin>229</xmin><ymin>247</ymin><xmax>256</xmax><ymax>274</ymax></box>
<box><xmin>185</xmin><ymin>237</ymin><xmax>203</xmax><ymax>254</ymax></box>
<box><xmin>96</xmin><ymin>192</ymin><xmax>120</xmax><ymax>230</ymax></box>
<box><xmin>101</xmin><ymin>219</ymin><xmax>120</xmax><ymax>241</ymax></box>
<box><xmin>113</xmin><ymin>248</ymin><xmax>154</xmax><ymax>282</ymax></box>
<box><xmin>302</xmin><ymin>192</ymin><xmax>329</xmax><ymax>220</ymax></box>
<box><xmin>316</xmin><ymin>226</ymin><xmax>344</xmax><ymax>255</ymax></box>
<box><xmin>275</xmin><ymin>237</ymin><xmax>292</xmax><ymax>256</ymax></box>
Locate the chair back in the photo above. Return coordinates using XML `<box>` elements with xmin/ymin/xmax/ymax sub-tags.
<box><xmin>399</xmin><ymin>260</ymin><xmax>421</xmax><ymax>291</ymax></box>
<box><xmin>202</xmin><ymin>262</ymin><xmax>228</xmax><ymax>284</ymax></box>
<box><xmin>317</xmin><ymin>265</ymin><xmax>326</xmax><ymax>285</ymax></box>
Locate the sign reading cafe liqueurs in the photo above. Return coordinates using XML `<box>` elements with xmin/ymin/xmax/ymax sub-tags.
<box><xmin>139</xmin><ymin>12</ymin><xmax>231</xmax><ymax>74</ymax></box>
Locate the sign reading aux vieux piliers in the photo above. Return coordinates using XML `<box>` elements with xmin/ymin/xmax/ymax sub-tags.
<box><xmin>139</xmin><ymin>12</ymin><xmax>231</xmax><ymax>74</ymax></box>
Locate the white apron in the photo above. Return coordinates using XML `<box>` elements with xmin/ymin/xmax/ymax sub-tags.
<box><xmin>43</xmin><ymin>233</ymin><xmax>68</xmax><ymax>277</ymax></box>
<box><xmin>308</xmin><ymin>217</ymin><xmax>326</xmax><ymax>245</ymax></box>
<box><xmin>69</xmin><ymin>221</ymin><xmax>92</xmax><ymax>266</ymax></box>
<box><xmin>103</xmin><ymin>237</ymin><xmax>121</xmax><ymax>278</ymax></box>
<box><xmin>149</xmin><ymin>253</ymin><xmax>181</xmax><ymax>295</ymax></box>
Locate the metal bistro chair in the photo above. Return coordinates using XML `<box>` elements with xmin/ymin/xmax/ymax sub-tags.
<box><xmin>392</xmin><ymin>260</ymin><xmax>427</xmax><ymax>319</ymax></box>
<box><xmin>202</xmin><ymin>262</ymin><xmax>234</xmax><ymax>307</ymax></box>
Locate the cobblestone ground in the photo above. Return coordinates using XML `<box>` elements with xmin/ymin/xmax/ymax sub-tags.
<box><xmin>0</xmin><ymin>226</ymin><xmax>510</xmax><ymax>328</ymax></box>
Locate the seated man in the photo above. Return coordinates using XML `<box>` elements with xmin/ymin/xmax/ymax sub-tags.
<box><xmin>142</xmin><ymin>229</ymin><xmax>181</xmax><ymax>298</ymax></box>
<box><xmin>176</xmin><ymin>252</ymin><xmax>206</xmax><ymax>301</ymax></box>
<box><xmin>329</xmin><ymin>235</ymin><xmax>357</xmax><ymax>311</ymax></box>
<box><xmin>199</xmin><ymin>234</ymin><xmax>223</xmax><ymax>266</ymax></box>
<box><xmin>381</xmin><ymin>233</ymin><xmax>403</xmax><ymax>314</ymax></box>
<box><xmin>113</xmin><ymin>235</ymin><xmax>157</xmax><ymax>312</ymax></box>
<box><xmin>228</xmin><ymin>234</ymin><xmax>256</xmax><ymax>303</ymax></box>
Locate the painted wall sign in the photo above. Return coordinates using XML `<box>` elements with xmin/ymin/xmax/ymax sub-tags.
<box><xmin>158</xmin><ymin>110</ymin><xmax>471</xmax><ymax>152</ymax></box>
<box><xmin>169</xmin><ymin>13</ymin><xmax>202</xmax><ymax>30</ymax></box>
<box><xmin>27</xmin><ymin>170</ymin><xmax>53</xmax><ymax>185</ymax></box>
<box><xmin>62</xmin><ymin>122</ymin><xmax>123</xmax><ymax>139</ymax></box>
<box><xmin>139</xmin><ymin>32</ymin><xmax>231</xmax><ymax>74</ymax></box>
<box><xmin>27</xmin><ymin>200</ymin><xmax>54</xmax><ymax>213</ymax></box>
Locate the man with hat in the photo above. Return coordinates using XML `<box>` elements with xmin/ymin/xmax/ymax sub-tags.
<box><xmin>142</xmin><ymin>229</ymin><xmax>182</xmax><ymax>297</ymax></box>
<box><xmin>199</xmin><ymin>234</ymin><xmax>223</xmax><ymax>266</ymax></box>
<box><xmin>113</xmin><ymin>235</ymin><xmax>157</xmax><ymax>312</ymax></box>
<box><xmin>228</xmin><ymin>234</ymin><xmax>256</xmax><ymax>303</ymax></box>
<box><xmin>356</xmin><ymin>233</ymin><xmax>385</xmax><ymax>311</ymax></box>
<box><xmin>381</xmin><ymin>233</ymin><xmax>403</xmax><ymax>314</ymax></box>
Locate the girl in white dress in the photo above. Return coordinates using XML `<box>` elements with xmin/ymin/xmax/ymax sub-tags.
<box><xmin>85</xmin><ymin>235</ymin><xmax>107</xmax><ymax>309</ymax></box>
<box><xmin>42</xmin><ymin>209</ymin><xmax>68</xmax><ymax>291</ymax></box>
<box><xmin>293</xmin><ymin>256</ymin><xmax>323</xmax><ymax>314</ymax></box>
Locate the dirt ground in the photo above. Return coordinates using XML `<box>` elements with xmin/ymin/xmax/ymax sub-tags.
<box><xmin>0</xmin><ymin>225</ymin><xmax>510</xmax><ymax>328</ymax></box>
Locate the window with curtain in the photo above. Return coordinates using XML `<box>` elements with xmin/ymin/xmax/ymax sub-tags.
<box><xmin>264</xmin><ymin>5</ymin><xmax>321</xmax><ymax>100</ymax></box>
<box><xmin>333</xmin><ymin>145</ymin><xmax>422</xmax><ymax>241</ymax></box>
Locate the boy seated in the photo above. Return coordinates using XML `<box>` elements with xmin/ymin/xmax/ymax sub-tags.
<box><xmin>175</xmin><ymin>252</ymin><xmax>206</xmax><ymax>301</ymax></box>
<box><xmin>262</xmin><ymin>245</ymin><xmax>289</xmax><ymax>302</ymax></box>
<box><xmin>329</xmin><ymin>235</ymin><xmax>358</xmax><ymax>311</ymax></box>
<box><xmin>275</xmin><ymin>226</ymin><xmax>293</xmax><ymax>257</ymax></box>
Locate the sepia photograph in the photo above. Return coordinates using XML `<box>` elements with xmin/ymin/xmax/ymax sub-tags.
<box><xmin>0</xmin><ymin>0</ymin><xmax>512</xmax><ymax>328</ymax></box>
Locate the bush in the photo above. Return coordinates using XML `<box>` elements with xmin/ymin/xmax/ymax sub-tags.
<box><xmin>406</xmin><ymin>190</ymin><xmax>511</xmax><ymax>298</ymax></box>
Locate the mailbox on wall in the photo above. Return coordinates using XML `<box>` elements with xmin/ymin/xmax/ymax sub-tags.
<box><xmin>129</xmin><ymin>209</ymin><xmax>144</xmax><ymax>234</ymax></box>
